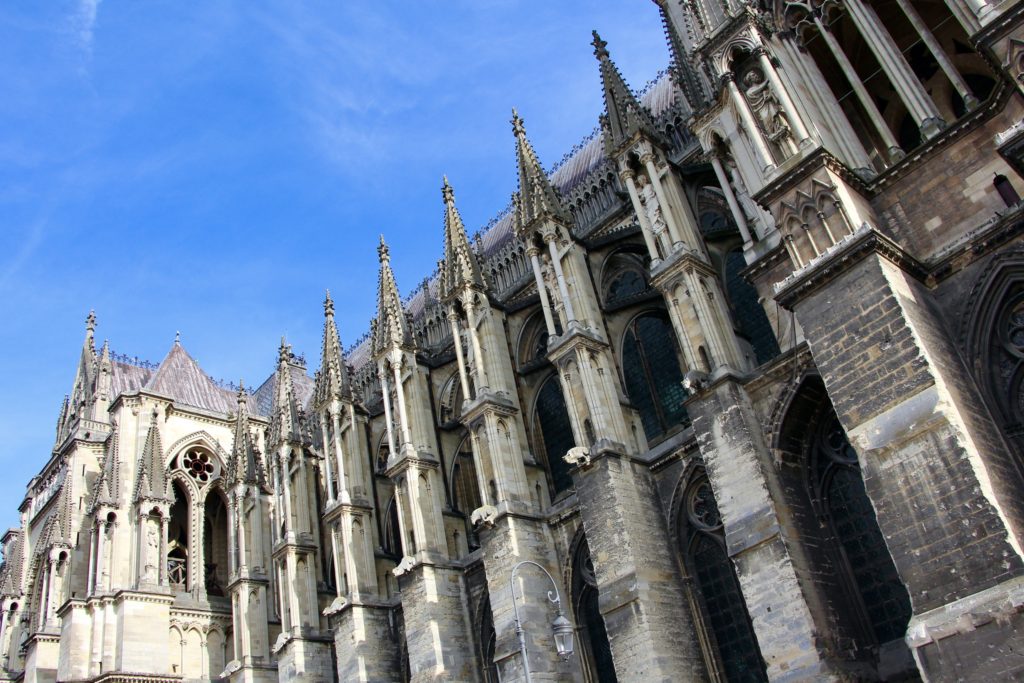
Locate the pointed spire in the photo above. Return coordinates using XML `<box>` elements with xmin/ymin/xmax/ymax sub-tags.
<box><xmin>269</xmin><ymin>338</ymin><xmax>305</xmax><ymax>448</ymax></box>
<box><xmin>54</xmin><ymin>395</ymin><xmax>70</xmax><ymax>447</ymax></box>
<box><xmin>229</xmin><ymin>381</ymin><xmax>266</xmax><ymax>486</ymax></box>
<box><xmin>91</xmin><ymin>430</ymin><xmax>120</xmax><ymax>510</ymax></box>
<box><xmin>655</xmin><ymin>1</ymin><xmax>708</xmax><ymax>112</ymax></box>
<box><xmin>439</xmin><ymin>176</ymin><xmax>486</xmax><ymax>302</ymax></box>
<box><xmin>134</xmin><ymin>419</ymin><xmax>168</xmax><ymax>502</ymax></box>
<box><xmin>372</xmin><ymin>235</ymin><xmax>411</xmax><ymax>355</ymax></box>
<box><xmin>593</xmin><ymin>30</ymin><xmax>661</xmax><ymax>158</ymax></box>
<box><xmin>511</xmin><ymin>109</ymin><xmax>571</xmax><ymax>238</ymax></box>
<box><xmin>315</xmin><ymin>289</ymin><xmax>352</xmax><ymax>409</ymax></box>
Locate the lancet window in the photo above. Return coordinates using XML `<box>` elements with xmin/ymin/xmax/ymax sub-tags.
<box><xmin>808</xmin><ymin>409</ymin><xmax>912</xmax><ymax>645</ymax></box>
<box><xmin>621</xmin><ymin>312</ymin><xmax>688</xmax><ymax>440</ymax></box>
<box><xmin>532</xmin><ymin>374</ymin><xmax>576</xmax><ymax>495</ymax></box>
<box><xmin>678</xmin><ymin>470</ymin><xmax>766</xmax><ymax>682</ymax></box>
<box><xmin>723</xmin><ymin>248</ymin><xmax>779</xmax><ymax>366</ymax></box>
<box><xmin>571</xmin><ymin>536</ymin><xmax>617</xmax><ymax>683</ymax></box>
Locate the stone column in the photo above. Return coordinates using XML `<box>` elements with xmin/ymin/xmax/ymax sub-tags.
<box><xmin>844</xmin><ymin>0</ymin><xmax>945</xmax><ymax>137</ymax></box>
<box><xmin>710</xmin><ymin>155</ymin><xmax>753</xmax><ymax>244</ymax></box>
<box><xmin>622</xmin><ymin>170</ymin><xmax>663</xmax><ymax>261</ymax></box>
<box><xmin>755</xmin><ymin>47</ymin><xmax>811</xmax><ymax>143</ymax></box>
<box><xmin>527</xmin><ymin>247</ymin><xmax>558</xmax><ymax>335</ymax></box>
<box><xmin>814</xmin><ymin>17</ymin><xmax>904</xmax><ymax>161</ymax></box>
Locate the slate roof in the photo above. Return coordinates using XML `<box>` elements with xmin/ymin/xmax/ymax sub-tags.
<box><xmin>107</xmin><ymin>341</ymin><xmax>313</xmax><ymax>419</ymax></box>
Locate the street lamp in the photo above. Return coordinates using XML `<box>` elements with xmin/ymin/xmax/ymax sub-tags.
<box><xmin>510</xmin><ymin>560</ymin><xmax>575</xmax><ymax>683</ymax></box>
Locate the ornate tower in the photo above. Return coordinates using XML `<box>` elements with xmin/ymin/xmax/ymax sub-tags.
<box><xmin>225</xmin><ymin>383</ymin><xmax>276</xmax><ymax>683</ymax></box>
<box><xmin>267</xmin><ymin>341</ymin><xmax>332</xmax><ymax>682</ymax></box>
<box><xmin>372</xmin><ymin>237</ymin><xmax>475</xmax><ymax>681</ymax></box>
<box><xmin>439</xmin><ymin>178</ymin><xmax>578</xmax><ymax>681</ymax></box>
<box><xmin>512</xmin><ymin>110</ymin><xmax>706</xmax><ymax>681</ymax></box>
<box><xmin>314</xmin><ymin>292</ymin><xmax>399</xmax><ymax>681</ymax></box>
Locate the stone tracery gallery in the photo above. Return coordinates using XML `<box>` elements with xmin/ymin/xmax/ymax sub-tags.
<box><xmin>4</xmin><ymin>0</ymin><xmax>1024</xmax><ymax>680</ymax></box>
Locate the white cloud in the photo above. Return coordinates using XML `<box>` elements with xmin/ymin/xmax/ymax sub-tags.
<box><xmin>74</xmin><ymin>0</ymin><xmax>101</xmax><ymax>64</ymax></box>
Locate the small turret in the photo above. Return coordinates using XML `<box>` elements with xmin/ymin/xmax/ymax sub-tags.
<box><xmin>511</xmin><ymin>110</ymin><xmax>572</xmax><ymax>238</ymax></box>
<box><xmin>371</xmin><ymin>236</ymin><xmax>412</xmax><ymax>355</ymax></box>
<box><xmin>593</xmin><ymin>30</ymin><xmax>663</xmax><ymax>158</ymax></box>
<box><xmin>229</xmin><ymin>381</ymin><xmax>266</xmax><ymax>487</ymax></box>
<box><xmin>268</xmin><ymin>338</ymin><xmax>306</xmax><ymax>448</ymax></box>
<box><xmin>314</xmin><ymin>291</ymin><xmax>351</xmax><ymax>410</ymax></box>
<box><xmin>439</xmin><ymin>177</ymin><xmax>486</xmax><ymax>302</ymax></box>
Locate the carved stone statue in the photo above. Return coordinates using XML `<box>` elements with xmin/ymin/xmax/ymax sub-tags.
<box><xmin>743</xmin><ymin>67</ymin><xmax>797</xmax><ymax>157</ymax></box>
<box><xmin>143</xmin><ymin>523</ymin><xmax>160</xmax><ymax>582</ymax></box>
<box><xmin>639</xmin><ymin>179</ymin><xmax>668</xmax><ymax>238</ymax></box>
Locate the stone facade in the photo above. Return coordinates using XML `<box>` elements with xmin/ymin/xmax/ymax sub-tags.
<box><xmin>3</xmin><ymin>0</ymin><xmax>1024</xmax><ymax>680</ymax></box>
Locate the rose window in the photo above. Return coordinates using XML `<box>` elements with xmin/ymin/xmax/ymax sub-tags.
<box><xmin>182</xmin><ymin>448</ymin><xmax>215</xmax><ymax>482</ymax></box>
<box><xmin>688</xmin><ymin>479</ymin><xmax>722</xmax><ymax>530</ymax></box>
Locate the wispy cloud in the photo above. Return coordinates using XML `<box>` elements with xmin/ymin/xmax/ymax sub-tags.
<box><xmin>73</xmin><ymin>0</ymin><xmax>101</xmax><ymax>66</ymax></box>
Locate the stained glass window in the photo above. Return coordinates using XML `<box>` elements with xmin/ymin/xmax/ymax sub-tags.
<box><xmin>724</xmin><ymin>249</ymin><xmax>779</xmax><ymax>366</ymax></box>
<box><xmin>535</xmin><ymin>375</ymin><xmax>576</xmax><ymax>495</ymax></box>
<box><xmin>682</xmin><ymin>474</ymin><xmax>767</xmax><ymax>682</ymax></box>
<box><xmin>622</xmin><ymin>313</ymin><xmax>688</xmax><ymax>439</ymax></box>
<box><xmin>812</xmin><ymin>413</ymin><xmax>911</xmax><ymax>645</ymax></box>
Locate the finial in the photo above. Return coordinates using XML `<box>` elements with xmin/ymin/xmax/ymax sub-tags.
<box><xmin>174</xmin><ymin>331</ymin><xmax>181</xmax><ymax>345</ymax></box>
<box><xmin>278</xmin><ymin>336</ymin><xmax>291</xmax><ymax>364</ymax></box>
<box><xmin>511</xmin><ymin>108</ymin><xmax>525</xmax><ymax>136</ymax></box>
<box><xmin>85</xmin><ymin>310</ymin><xmax>96</xmax><ymax>334</ymax></box>
<box><xmin>442</xmin><ymin>175</ymin><xmax>454</xmax><ymax>204</ymax></box>
<box><xmin>378</xmin><ymin>235</ymin><xmax>390</xmax><ymax>263</ymax></box>
<box><xmin>237</xmin><ymin>379</ymin><xmax>246</xmax><ymax>401</ymax></box>
<box><xmin>324</xmin><ymin>289</ymin><xmax>335</xmax><ymax>317</ymax></box>
<box><xmin>592</xmin><ymin>30</ymin><xmax>609</xmax><ymax>60</ymax></box>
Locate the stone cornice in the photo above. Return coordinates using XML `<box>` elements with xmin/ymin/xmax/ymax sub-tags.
<box><xmin>775</xmin><ymin>226</ymin><xmax>926</xmax><ymax>308</ymax></box>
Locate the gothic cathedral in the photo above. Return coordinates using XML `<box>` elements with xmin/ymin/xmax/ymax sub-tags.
<box><xmin>4</xmin><ymin>0</ymin><xmax>1024</xmax><ymax>680</ymax></box>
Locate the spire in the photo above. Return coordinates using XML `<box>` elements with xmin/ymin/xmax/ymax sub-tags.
<box><xmin>372</xmin><ymin>235</ymin><xmax>411</xmax><ymax>355</ymax></box>
<box><xmin>439</xmin><ymin>176</ymin><xmax>486</xmax><ymax>302</ymax></box>
<box><xmin>229</xmin><ymin>381</ymin><xmax>266</xmax><ymax>486</ymax></box>
<box><xmin>54</xmin><ymin>395</ymin><xmax>70</xmax><ymax>447</ymax></box>
<box><xmin>315</xmin><ymin>290</ymin><xmax>352</xmax><ymax>409</ymax></box>
<box><xmin>69</xmin><ymin>311</ymin><xmax>99</xmax><ymax>420</ymax></box>
<box><xmin>593</xmin><ymin>30</ymin><xmax>661</xmax><ymax>158</ymax></box>
<box><xmin>269</xmin><ymin>338</ymin><xmax>305</xmax><ymax>448</ymax></box>
<box><xmin>655</xmin><ymin>1</ymin><xmax>708</xmax><ymax>112</ymax></box>
<box><xmin>91</xmin><ymin>431</ymin><xmax>120</xmax><ymax>510</ymax></box>
<box><xmin>133</xmin><ymin>420</ymin><xmax>168</xmax><ymax>502</ymax></box>
<box><xmin>511</xmin><ymin>109</ymin><xmax>571</xmax><ymax>237</ymax></box>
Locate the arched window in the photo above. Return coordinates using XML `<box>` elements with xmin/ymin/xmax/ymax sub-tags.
<box><xmin>450</xmin><ymin>438</ymin><xmax>483</xmax><ymax>551</ymax></box>
<box><xmin>724</xmin><ymin>248</ymin><xmax>780</xmax><ymax>366</ymax></box>
<box><xmin>168</xmin><ymin>480</ymin><xmax>189</xmax><ymax>591</ymax></box>
<box><xmin>383</xmin><ymin>497</ymin><xmax>402</xmax><ymax>558</ymax></box>
<box><xmin>809</xmin><ymin>409</ymin><xmax>911</xmax><ymax>646</ymax></box>
<box><xmin>204</xmin><ymin>491</ymin><xmax>229</xmax><ymax>597</ymax></box>
<box><xmin>678</xmin><ymin>471</ymin><xmax>766</xmax><ymax>681</ymax></box>
<box><xmin>601</xmin><ymin>250</ymin><xmax>651</xmax><ymax>310</ymax></box>
<box><xmin>621</xmin><ymin>312</ymin><xmax>688</xmax><ymax>440</ymax></box>
<box><xmin>533</xmin><ymin>375</ymin><xmax>575</xmax><ymax>495</ymax></box>
<box><xmin>571</xmin><ymin>536</ymin><xmax>616</xmax><ymax>683</ymax></box>
<box><xmin>450</xmin><ymin>439</ymin><xmax>482</xmax><ymax>516</ymax></box>
<box><xmin>477</xmin><ymin>597</ymin><xmax>498</xmax><ymax>683</ymax></box>
<box><xmin>776</xmin><ymin>376</ymin><xmax>912</xmax><ymax>671</ymax></box>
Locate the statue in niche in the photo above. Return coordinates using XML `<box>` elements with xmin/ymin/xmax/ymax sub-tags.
<box><xmin>639</xmin><ymin>177</ymin><xmax>668</xmax><ymax>240</ymax></box>
<box><xmin>742</xmin><ymin>67</ymin><xmax>797</xmax><ymax>157</ymax></box>
<box><xmin>143</xmin><ymin>522</ymin><xmax>160</xmax><ymax>582</ymax></box>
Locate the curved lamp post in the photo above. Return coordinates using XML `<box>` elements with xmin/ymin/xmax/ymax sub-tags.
<box><xmin>510</xmin><ymin>560</ymin><xmax>574</xmax><ymax>683</ymax></box>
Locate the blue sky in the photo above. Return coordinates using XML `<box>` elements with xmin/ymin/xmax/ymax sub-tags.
<box><xmin>0</xmin><ymin>1</ymin><xmax>669</xmax><ymax>530</ymax></box>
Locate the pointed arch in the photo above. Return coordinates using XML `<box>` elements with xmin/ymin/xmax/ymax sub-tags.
<box><xmin>619</xmin><ymin>310</ymin><xmax>689</xmax><ymax>440</ymax></box>
<box><xmin>164</xmin><ymin>431</ymin><xmax>231</xmax><ymax>471</ymax></box>
<box><xmin>530</xmin><ymin>373</ymin><xmax>576</xmax><ymax>496</ymax></box>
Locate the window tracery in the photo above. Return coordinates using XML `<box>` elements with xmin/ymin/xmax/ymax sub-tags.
<box><xmin>621</xmin><ymin>312</ymin><xmax>688</xmax><ymax>440</ymax></box>
<box><xmin>678</xmin><ymin>471</ymin><xmax>766</xmax><ymax>682</ymax></box>
<box><xmin>533</xmin><ymin>375</ymin><xmax>575</xmax><ymax>495</ymax></box>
